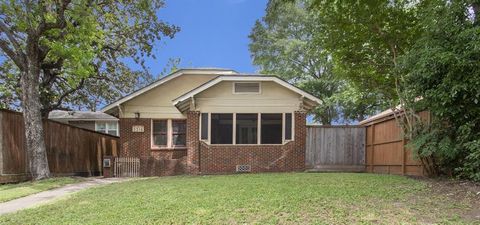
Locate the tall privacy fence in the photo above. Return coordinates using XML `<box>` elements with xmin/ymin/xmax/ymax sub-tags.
<box><xmin>361</xmin><ymin>111</ymin><xmax>429</xmax><ymax>176</ymax></box>
<box><xmin>306</xmin><ymin>125</ymin><xmax>366</xmax><ymax>172</ymax></box>
<box><xmin>0</xmin><ymin>109</ymin><xmax>120</xmax><ymax>183</ymax></box>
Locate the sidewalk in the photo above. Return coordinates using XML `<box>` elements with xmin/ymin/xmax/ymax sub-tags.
<box><xmin>0</xmin><ymin>177</ymin><xmax>128</xmax><ymax>216</ymax></box>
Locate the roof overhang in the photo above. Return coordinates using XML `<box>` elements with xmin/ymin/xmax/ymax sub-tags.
<box><xmin>172</xmin><ymin>75</ymin><xmax>322</xmax><ymax>113</ymax></box>
<box><xmin>101</xmin><ymin>68</ymin><xmax>237</xmax><ymax>113</ymax></box>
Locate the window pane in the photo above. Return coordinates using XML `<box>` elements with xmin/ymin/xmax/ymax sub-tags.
<box><xmin>96</xmin><ymin>122</ymin><xmax>106</xmax><ymax>133</ymax></box>
<box><xmin>236</xmin><ymin>114</ymin><xmax>257</xmax><ymax>144</ymax></box>
<box><xmin>153</xmin><ymin>134</ymin><xmax>167</xmax><ymax>146</ymax></box>
<box><xmin>153</xmin><ymin>120</ymin><xmax>167</xmax><ymax>147</ymax></box>
<box><xmin>285</xmin><ymin>113</ymin><xmax>292</xmax><ymax>140</ymax></box>
<box><xmin>153</xmin><ymin>120</ymin><xmax>167</xmax><ymax>133</ymax></box>
<box><xmin>172</xmin><ymin>134</ymin><xmax>186</xmax><ymax>146</ymax></box>
<box><xmin>211</xmin><ymin>114</ymin><xmax>233</xmax><ymax>144</ymax></box>
<box><xmin>201</xmin><ymin>113</ymin><xmax>208</xmax><ymax>140</ymax></box>
<box><xmin>172</xmin><ymin>120</ymin><xmax>186</xmax><ymax>133</ymax></box>
<box><xmin>261</xmin><ymin>114</ymin><xmax>283</xmax><ymax>144</ymax></box>
<box><xmin>107</xmin><ymin>122</ymin><xmax>117</xmax><ymax>130</ymax></box>
<box><xmin>107</xmin><ymin>130</ymin><xmax>117</xmax><ymax>136</ymax></box>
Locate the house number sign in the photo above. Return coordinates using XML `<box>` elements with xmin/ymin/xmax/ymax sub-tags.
<box><xmin>132</xmin><ymin>125</ymin><xmax>144</xmax><ymax>133</ymax></box>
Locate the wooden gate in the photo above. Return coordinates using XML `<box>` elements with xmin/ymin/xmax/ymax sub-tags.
<box><xmin>306</xmin><ymin>125</ymin><xmax>366</xmax><ymax>172</ymax></box>
<box><xmin>114</xmin><ymin>157</ymin><xmax>140</xmax><ymax>177</ymax></box>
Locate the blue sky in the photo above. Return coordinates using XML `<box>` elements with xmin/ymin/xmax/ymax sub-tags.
<box><xmin>140</xmin><ymin>0</ymin><xmax>268</xmax><ymax>77</ymax></box>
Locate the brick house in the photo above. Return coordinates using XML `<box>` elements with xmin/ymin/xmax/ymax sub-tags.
<box><xmin>102</xmin><ymin>68</ymin><xmax>321</xmax><ymax>175</ymax></box>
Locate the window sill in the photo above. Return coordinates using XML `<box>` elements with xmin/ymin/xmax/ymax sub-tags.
<box><xmin>151</xmin><ymin>147</ymin><xmax>187</xmax><ymax>151</ymax></box>
<box><xmin>200</xmin><ymin>140</ymin><xmax>294</xmax><ymax>146</ymax></box>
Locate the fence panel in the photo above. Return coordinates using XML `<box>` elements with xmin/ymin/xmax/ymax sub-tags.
<box><xmin>362</xmin><ymin>111</ymin><xmax>428</xmax><ymax>176</ymax></box>
<box><xmin>306</xmin><ymin>125</ymin><xmax>365</xmax><ymax>172</ymax></box>
<box><xmin>0</xmin><ymin>109</ymin><xmax>120</xmax><ymax>183</ymax></box>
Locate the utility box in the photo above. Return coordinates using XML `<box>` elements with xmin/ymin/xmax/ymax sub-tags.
<box><xmin>103</xmin><ymin>156</ymin><xmax>114</xmax><ymax>178</ymax></box>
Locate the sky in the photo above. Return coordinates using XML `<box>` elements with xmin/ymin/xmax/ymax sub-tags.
<box><xmin>139</xmin><ymin>0</ymin><xmax>268</xmax><ymax>77</ymax></box>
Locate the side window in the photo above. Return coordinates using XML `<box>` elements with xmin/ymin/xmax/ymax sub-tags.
<box><xmin>201</xmin><ymin>113</ymin><xmax>209</xmax><ymax>140</ymax></box>
<box><xmin>96</xmin><ymin>122</ymin><xmax>106</xmax><ymax>133</ymax></box>
<box><xmin>285</xmin><ymin>113</ymin><xmax>292</xmax><ymax>140</ymax></box>
<box><xmin>107</xmin><ymin>122</ymin><xmax>118</xmax><ymax>136</ymax></box>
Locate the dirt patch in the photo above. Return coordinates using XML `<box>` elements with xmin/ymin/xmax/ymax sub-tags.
<box><xmin>414</xmin><ymin>177</ymin><xmax>480</xmax><ymax>223</ymax></box>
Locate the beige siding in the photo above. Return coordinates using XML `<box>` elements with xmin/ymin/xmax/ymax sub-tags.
<box><xmin>122</xmin><ymin>74</ymin><xmax>218</xmax><ymax>118</ymax></box>
<box><xmin>195</xmin><ymin>81</ymin><xmax>302</xmax><ymax>113</ymax></box>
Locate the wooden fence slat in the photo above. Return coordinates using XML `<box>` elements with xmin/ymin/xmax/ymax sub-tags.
<box><xmin>0</xmin><ymin>109</ymin><xmax>120</xmax><ymax>183</ymax></box>
<box><xmin>306</xmin><ymin>126</ymin><xmax>366</xmax><ymax>172</ymax></box>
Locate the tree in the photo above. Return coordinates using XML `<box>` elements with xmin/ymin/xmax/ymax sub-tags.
<box><xmin>308</xmin><ymin>0</ymin><xmax>424</xmax><ymax>106</ymax></box>
<box><xmin>0</xmin><ymin>0</ymin><xmax>178</xmax><ymax>179</ymax></box>
<box><xmin>399</xmin><ymin>0</ymin><xmax>480</xmax><ymax>180</ymax></box>
<box><xmin>249</xmin><ymin>0</ymin><xmax>380</xmax><ymax>124</ymax></box>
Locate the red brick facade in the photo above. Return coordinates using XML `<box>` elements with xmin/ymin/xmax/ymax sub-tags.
<box><xmin>197</xmin><ymin>111</ymin><xmax>306</xmax><ymax>174</ymax></box>
<box><xmin>116</xmin><ymin>111</ymin><xmax>307</xmax><ymax>176</ymax></box>
<box><xmin>119</xmin><ymin>118</ymin><xmax>187</xmax><ymax>176</ymax></box>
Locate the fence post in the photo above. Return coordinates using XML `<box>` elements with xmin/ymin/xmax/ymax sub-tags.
<box><xmin>0</xmin><ymin>111</ymin><xmax>3</xmax><ymax>176</ymax></box>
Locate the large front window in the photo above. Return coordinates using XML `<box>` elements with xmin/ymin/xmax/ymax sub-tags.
<box><xmin>261</xmin><ymin>114</ymin><xmax>283</xmax><ymax>144</ymax></box>
<box><xmin>152</xmin><ymin>119</ymin><xmax>186</xmax><ymax>148</ymax></box>
<box><xmin>211</xmin><ymin>114</ymin><xmax>233</xmax><ymax>144</ymax></box>
<box><xmin>205</xmin><ymin>113</ymin><xmax>293</xmax><ymax>145</ymax></box>
<box><xmin>236</xmin><ymin>114</ymin><xmax>258</xmax><ymax>144</ymax></box>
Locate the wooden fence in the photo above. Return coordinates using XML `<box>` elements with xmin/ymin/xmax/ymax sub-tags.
<box><xmin>361</xmin><ymin>111</ymin><xmax>429</xmax><ymax>176</ymax></box>
<box><xmin>114</xmin><ymin>157</ymin><xmax>140</xmax><ymax>177</ymax></box>
<box><xmin>0</xmin><ymin>109</ymin><xmax>120</xmax><ymax>183</ymax></box>
<box><xmin>306</xmin><ymin>125</ymin><xmax>365</xmax><ymax>172</ymax></box>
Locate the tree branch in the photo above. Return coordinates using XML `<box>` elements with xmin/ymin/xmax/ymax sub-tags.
<box><xmin>0</xmin><ymin>39</ymin><xmax>25</xmax><ymax>70</ymax></box>
<box><xmin>38</xmin><ymin>0</ymin><xmax>72</xmax><ymax>35</ymax></box>
<box><xmin>0</xmin><ymin>20</ymin><xmax>24</xmax><ymax>55</ymax></box>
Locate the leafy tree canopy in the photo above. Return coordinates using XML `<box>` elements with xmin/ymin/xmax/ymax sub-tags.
<box><xmin>0</xmin><ymin>0</ymin><xmax>179</xmax><ymax>114</ymax></box>
<box><xmin>249</xmin><ymin>0</ymin><xmax>380</xmax><ymax>124</ymax></box>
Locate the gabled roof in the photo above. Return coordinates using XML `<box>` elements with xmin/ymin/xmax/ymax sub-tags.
<box><xmin>48</xmin><ymin>110</ymin><xmax>118</xmax><ymax>121</ymax></box>
<box><xmin>101</xmin><ymin>68</ymin><xmax>237</xmax><ymax>113</ymax></box>
<box><xmin>172</xmin><ymin>75</ymin><xmax>322</xmax><ymax>112</ymax></box>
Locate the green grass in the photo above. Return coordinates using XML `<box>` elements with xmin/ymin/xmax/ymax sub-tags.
<box><xmin>0</xmin><ymin>177</ymin><xmax>82</xmax><ymax>203</ymax></box>
<box><xmin>0</xmin><ymin>173</ymin><xmax>475</xmax><ymax>224</ymax></box>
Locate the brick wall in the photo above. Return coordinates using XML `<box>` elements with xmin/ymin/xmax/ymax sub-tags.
<box><xmin>186</xmin><ymin>111</ymin><xmax>200</xmax><ymax>174</ymax></box>
<box><xmin>118</xmin><ymin>111</ymin><xmax>307</xmax><ymax>176</ymax></box>
<box><xmin>194</xmin><ymin>111</ymin><xmax>307</xmax><ymax>174</ymax></box>
<box><xmin>119</xmin><ymin>118</ymin><xmax>187</xmax><ymax>176</ymax></box>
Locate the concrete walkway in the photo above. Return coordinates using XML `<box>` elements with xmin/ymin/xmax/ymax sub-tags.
<box><xmin>0</xmin><ymin>177</ymin><xmax>128</xmax><ymax>216</ymax></box>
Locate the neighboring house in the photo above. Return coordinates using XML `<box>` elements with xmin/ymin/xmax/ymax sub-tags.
<box><xmin>48</xmin><ymin>110</ymin><xmax>119</xmax><ymax>136</ymax></box>
<box><xmin>102</xmin><ymin>68</ymin><xmax>321</xmax><ymax>175</ymax></box>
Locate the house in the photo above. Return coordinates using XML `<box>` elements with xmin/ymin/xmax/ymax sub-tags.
<box><xmin>102</xmin><ymin>68</ymin><xmax>321</xmax><ymax>175</ymax></box>
<box><xmin>48</xmin><ymin>110</ymin><xmax>119</xmax><ymax>136</ymax></box>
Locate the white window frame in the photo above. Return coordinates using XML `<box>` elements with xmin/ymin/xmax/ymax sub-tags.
<box><xmin>232</xmin><ymin>82</ymin><xmax>261</xmax><ymax>95</ymax></box>
<box><xmin>95</xmin><ymin>121</ymin><xmax>119</xmax><ymax>136</ymax></box>
<box><xmin>151</xmin><ymin>119</ymin><xmax>187</xmax><ymax>149</ymax></box>
<box><xmin>203</xmin><ymin>112</ymin><xmax>295</xmax><ymax>146</ymax></box>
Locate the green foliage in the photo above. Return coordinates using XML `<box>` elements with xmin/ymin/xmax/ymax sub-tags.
<box><xmin>400</xmin><ymin>0</ymin><xmax>480</xmax><ymax>181</ymax></box>
<box><xmin>0</xmin><ymin>0</ymin><xmax>179</xmax><ymax>112</ymax></box>
<box><xmin>249</xmin><ymin>0</ymin><xmax>380</xmax><ymax>124</ymax></box>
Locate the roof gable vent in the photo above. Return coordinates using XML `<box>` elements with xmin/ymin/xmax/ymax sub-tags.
<box><xmin>233</xmin><ymin>82</ymin><xmax>260</xmax><ymax>94</ymax></box>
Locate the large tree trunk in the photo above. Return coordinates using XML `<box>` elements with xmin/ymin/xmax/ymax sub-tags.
<box><xmin>20</xmin><ymin>37</ymin><xmax>51</xmax><ymax>180</ymax></box>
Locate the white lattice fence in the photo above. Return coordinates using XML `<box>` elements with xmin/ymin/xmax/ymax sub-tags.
<box><xmin>114</xmin><ymin>157</ymin><xmax>140</xmax><ymax>177</ymax></box>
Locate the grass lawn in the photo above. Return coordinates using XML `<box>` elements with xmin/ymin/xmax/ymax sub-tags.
<box><xmin>0</xmin><ymin>177</ymin><xmax>83</xmax><ymax>203</ymax></box>
<box><xmin>0</xmin><ymin>173</ymin><xmax>478</xmax><ymax>224</ymax></box>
